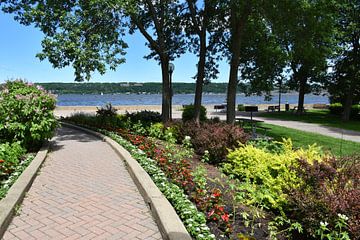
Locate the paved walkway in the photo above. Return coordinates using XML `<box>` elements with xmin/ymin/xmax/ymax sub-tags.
<box><xmin>3</xmin><ymin>127</ymin><xmax>162</xmax><ymax>240</ymax></box>
<box><xmin>252</xmin><ymin>116</ymin><xmax>360</xmax><ymax>143</ymax></box>
<box><xmin>206</xmin><ymin>111</ymin><xmax>360</xmax><ymax>143</ymax></box>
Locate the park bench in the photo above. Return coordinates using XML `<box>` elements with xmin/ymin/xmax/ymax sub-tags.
<box><xmin>267</xmin><ymin>105</ymin><xmax>280</xmax><ymax>112</ymax></box>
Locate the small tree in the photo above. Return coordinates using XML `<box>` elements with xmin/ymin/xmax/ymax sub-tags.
<box><xmin>268</xmin><ymin>0</ymin><xmax>337</xmax><ymax>114</ymax></box>
<box><xmin>211</xmin><ymin>0</ymin><xmax>285</xmax><ymax>124</ymax></box>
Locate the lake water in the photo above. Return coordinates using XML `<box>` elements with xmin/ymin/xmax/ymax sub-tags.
<box><xmin>56</xmin><ymin>93</ymin><xmax>329</xmax><ymax>106</ymax></box>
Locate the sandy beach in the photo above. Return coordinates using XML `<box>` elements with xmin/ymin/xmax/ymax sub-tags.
<box><xmin>54</xmin><ymin>103</ymin><xmax>316</xmax><ymax>119</ymax></box>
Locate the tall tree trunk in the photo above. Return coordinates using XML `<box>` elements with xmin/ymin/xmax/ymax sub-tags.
<box><xmin>226</xmin><ymin>2</ymin><xmax>249</xmax><ymax>124</ymax></box>
<box><xmin>297</xmin><ymin>77</ymin><xmax>306</xmax><ymax>114</ymax></box>
<box><xmin>160</xmin><ymin>57</ymin><xmax>171</xmax><ymax>123</ymax></box>
<box><xmin>193</xmin><ymin>32</ymin><xmax>207</xmax><ymax>124</ymax></box>
<box><xmin>342</xmin><ymin>81</ymin><xmax>355</xmax><ymax>121</ymax></box>
<box><xmin>227</xmin><ymin>57</ymin><xmax>240</xmax><ymax>124</ymax></box>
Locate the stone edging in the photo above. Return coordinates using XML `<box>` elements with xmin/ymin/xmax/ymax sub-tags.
<box><xmin>0</xmin><ymin>141</ymin><xmax>50</xmax><ymax>238</ymax></box>
<box><xmin>61</xmin><ymin>122</ymin><xmax>192</xmax><ymax>240</ymax></box>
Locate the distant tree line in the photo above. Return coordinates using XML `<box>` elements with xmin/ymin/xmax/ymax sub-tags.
<box><xmin>2</xmin><ymin>0</ymin><xmax>359</xmax><ymax>123</ymax></box>
<box><xmin>38</xmin><ymin>82</ymin><xmax>242</xmax><ymax>94</ymax></box>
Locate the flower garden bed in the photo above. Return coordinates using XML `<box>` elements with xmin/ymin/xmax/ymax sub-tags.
<box><xmin>65</xmin><ymin>111</ymin><xmax>359</xmax><ymax>240</ymax></box>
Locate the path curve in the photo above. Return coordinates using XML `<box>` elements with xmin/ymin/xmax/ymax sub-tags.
<box><xmin>2</xmin><ymin>127</ymin><xmax>162</xmax><ymax>240</ymax></box>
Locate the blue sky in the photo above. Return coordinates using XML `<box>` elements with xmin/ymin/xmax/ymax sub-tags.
<box><xmin>0</xmin><ymin>12</ymin><xmax>229</xmax><ymax>84</ymax></box>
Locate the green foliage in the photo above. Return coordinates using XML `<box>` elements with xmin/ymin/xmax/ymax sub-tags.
<box><xmin>37</xmin><ymin>82</ymin><xmax>234</xmax><ymax>94</ymax></box>
<box><xmin>125</xmin><ymin>110</ymin><xmax>162</xmax><ymax>127</ymax></box>
<box><xmin>237</xmin><ymin>104</ymin><xmax>245</xmax><ymax>111</ymax></box>
<box><xmin>222</xmin><ymin>139</ymin><xmax>324</xmax><ymax>211</ymax></box>
<box><xmin>3</xmin><ymin>1</ymin><xmax>127</xmax><ymax>81</ymax></box>
<box><xmin>0</xmin><ymin>80</ymin><xmax>57</xmax><ymax>150</ymax></box>
<box><xmin>0</xmin><ymin>154</ymin><xmax>34</xmax><ymax>200</ymax></box>
<box><xmin>182</xmin><ymin>105</ymin><xmax>207</xmax><ymax>122</ymax></box>
<box><xmin>268</xmin><ymin>216</ymin><xmax>303</xmax><ymax>240</ymax></box>
<box><xmin>249</xmin><ymin>139</ymin><xmax>285</xmax><ymax>154</ymax></box>
<box><xmin>0</xmin><ymin>142</ymin><xmax>25</xmax><ymax>180</ymax></box>
<box><xmin>329</xmin><ymin>103</ymin><xmax>359</xmax><ymax>118</ymax></box>
<box><xmin>315</xmin><ymin>215</ymin><xmax>350</xmax><ymax>240</ymax></box>
<box><xmin>148</xmin><ymin>123</ymin><xmax>165</xmax><ymax>139</ymax></box>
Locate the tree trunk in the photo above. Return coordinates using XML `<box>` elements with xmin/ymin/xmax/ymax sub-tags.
<box><xmin>226</xmin><ymin>2</ymin><xmax>249</xmax><ymax>124</ymax></box>
<box><xmin>193</xmin><ymin>32</ymin><xmax>207</xmax><ymax>124</ymax></box>
<box><xmin>227</xmin><ymin>58</ymin><xmax>239</xmax><ymax>124</ymax></box>
<box><xmin>160</xmin><ymin>57</ymin><xmax>171</xmax><ymax>123</ymax></box>
<box><xmin>342</xmin><ymin>81</ymin><xmax>355</xmax><ymax>121</ymax></box>
<box><xmin>297</xmin><ymin>77</ymin><xmax>306</xmax><ymax>114</ymax></box>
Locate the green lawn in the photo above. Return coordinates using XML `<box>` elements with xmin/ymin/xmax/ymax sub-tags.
<box><xmin>258</xmin><ymin>110</ymin><xmax>360</xmax><ymax>132</ymax></box>
<box><xmin>254</xmin><ymin>123</ymin><xmax>360</xmax><ymax>157</ymax></box>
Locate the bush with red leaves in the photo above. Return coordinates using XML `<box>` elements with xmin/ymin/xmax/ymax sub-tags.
<box><xmin>288</xmin><ymin>156</ymin><xmax>360</xmax><ymax>239</ymax></box>
<box><xmin>179</xmin><ymin>122</ymin><xmax>249</xmax><ymax>164</ymax></box>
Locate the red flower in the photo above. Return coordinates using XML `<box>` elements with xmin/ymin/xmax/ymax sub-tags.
<box><xmin>221</xmin><ymin>213</ymin><xmax>229</xmax><ymax>222</ymax></box>
<box><xmin>0</xmin><ymin>159</ymin><xmax>4</xmax><ymax>163</ymax></box>
<box><xmin>212</xmin><ymin>190</ymin><xmax>221</xmax><ymax>198</ymax></box>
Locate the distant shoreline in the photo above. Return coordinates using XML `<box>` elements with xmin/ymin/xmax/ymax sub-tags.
<box><xmin>54</xmin><ymin>103</ymin><xmax>316</xmax><ymax>118</ymax></box>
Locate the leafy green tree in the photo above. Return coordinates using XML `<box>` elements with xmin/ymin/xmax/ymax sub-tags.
<box><xmin>211</xmin><ymin>1</ymin><xmax>286</xmax><ymax>123</ymax></box>
<box><xmin>2</xmin><ymin>0</ymin><xmax>128</xmax><ymax>82</ymax></box>
<box><xmin>125</xmin><ymin>0</ymin><xmax>186</xmax><ymax>122</ymax></box>
<box><xmin>268</xmin><ymin>0</ymin><xmax>337</xmax><ymax>113</ymax></box>
<box><xmin>327</xmin><ymin>0</ymin><xmax>360</xmax><ymax>121</ymax></box>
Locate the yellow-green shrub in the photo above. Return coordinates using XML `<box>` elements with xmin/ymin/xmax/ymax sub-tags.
<box><xmin>222</xmin><ymin>139</ymin><xmax>324</xmax><ymax>211</ymax></box>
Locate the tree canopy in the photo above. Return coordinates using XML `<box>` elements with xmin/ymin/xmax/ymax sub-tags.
<box><xmin>1</xmin><ymin>0</ymin><xmax>358</xmax><ymax>122</ymax></box>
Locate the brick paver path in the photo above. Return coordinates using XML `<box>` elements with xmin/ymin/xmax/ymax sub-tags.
<box><xmin>2</xmin><ymin>127</ymin><xmax>162</xmax><ymax>240</ymax></box>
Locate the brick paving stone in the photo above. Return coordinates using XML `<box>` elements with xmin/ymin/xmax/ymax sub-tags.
<box><xmin>2</xmin><ymin>127</ymin><xmax>163</xmax><ymax>240</ymax></box>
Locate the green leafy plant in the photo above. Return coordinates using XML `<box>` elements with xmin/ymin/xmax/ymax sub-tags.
<box><xmin>0</xmin><ymin>142</ymin><xmax>25</xmax><ymax>180</ymax></box>
<box><xmin>222</xmin><ymin>139</ymin><xmax>324</xmax><ymax>211</ymax></box>
<box><xmin>315</xmin><ymin>214</ymin><xmax>350</xmax><ymax>240</ymax></box>
<box><xmin>182</xmin><ymin>105</ymin><xmax>207</xmax><ymax>122</ymax></box>
<box><xmin>125</xmin><ymin>110</ymin><xmax>162</xmax><ymax>127</ymax></box>
<box><xmin>329</xmin><ymin>103</ymin><xmax>359</xmax><ymax>118</ymax></box>
<box><xmin>237</xmin><ymin>104</ymin><xmax>245</xmax><ymax>111</ymax></box>
<box><xmin>0</xmin><ymin>80</ymin><xmax>57</xmax><ymax>150</ymax></box>
<box><xmin>148</xmin><ymin>122</ymin><xmax>165</xmax><ymax>139</ymax></box>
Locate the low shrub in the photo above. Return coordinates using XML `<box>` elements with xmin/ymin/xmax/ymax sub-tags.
<box><xmin>329</xmin><ymin>103</ymin><xmax>360</xmax><ymax>117</ymax></box>
<box><xmin>222</xmin><ymin>139</ymin><xmax>324</xmax><ymax>211</ymax></box>
<box><xmin>179</xmin><ymin>122</ymin><xmax>248</xmax><ymax>164</ymax></box>
<box><xmin>237</xmin><ymin>104</ymin><xmax>245</xmax><ymax>111</ymax></box>
<box><xmin>148</xmin><ymin>123</ymin><xmax>165</xmax><ymax>139</ymax></box>
<box><xmin>182</xmin><ymin>105</ymin><xmax>207</xmax><ymax>122</ymax></box>
<box><xmin>0</xmin><ymin>80</ymin><xmax>57</xmax><ymax>150</ymax></box>
<box><xmin>125</xmin><ymin>110</ymin><xmax>162</xmax><ymax>127</ymax></box>
<box><xmin>288</xmin><ymin>155</ymin><xmax>359</xmax><ymax>239</ymax></box>
<box><xmin>329</xmin><ymin>103</ymin><xmax>343</xmax><ymax>115</ymax></box>
<box><xmin>96</xmin><ymin>103</ymin><xmax>117</xmax><ymax>118</ymax></box>
<box><xmin>0</xmin><ymin>142</ymin><xmax>25</xmax><ymax>180</ymax></box>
